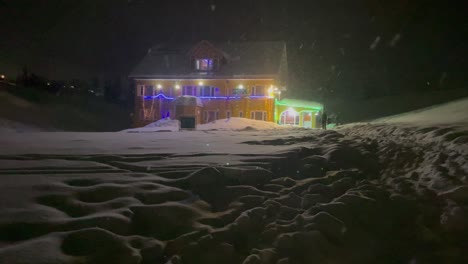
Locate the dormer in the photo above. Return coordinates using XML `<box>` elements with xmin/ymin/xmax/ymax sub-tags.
<box><xmin>188</xmin><ymin>40</ymin><xmax>226</xmax><ymax>72</ymax></box>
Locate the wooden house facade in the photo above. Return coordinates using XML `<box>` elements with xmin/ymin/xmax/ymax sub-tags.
<box><xmin>129</xmin><ymin>40</ymin><xmax>288</xmax><ymax>128</ymax></box>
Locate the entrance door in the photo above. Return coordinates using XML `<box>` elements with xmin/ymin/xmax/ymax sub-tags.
<box><xmin>302</xmin><ymin>112</ymin><xmax>312</xmax><ymax>128</ymax></box>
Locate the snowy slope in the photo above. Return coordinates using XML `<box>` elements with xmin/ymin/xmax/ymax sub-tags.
<box><xmin>375</xmin><ymin>97</ymin><xmax>468</xmax><ymax>125</ymax></box>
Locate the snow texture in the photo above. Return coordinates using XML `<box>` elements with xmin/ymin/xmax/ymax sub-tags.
<box><xmin>0</xmin><ymin>99</ymin><xmax>467</xmax><ymax>263</ymax></box>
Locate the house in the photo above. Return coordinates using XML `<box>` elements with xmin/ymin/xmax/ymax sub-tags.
<box><xmin>129</xmin><ymin>40</ymin><xmax>322</xmax><ymax>128</ymax></box>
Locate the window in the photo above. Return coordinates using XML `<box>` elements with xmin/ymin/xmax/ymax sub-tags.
<box><xmin>200</xmin><ymin>86</ymin><xmax>216</xmax><ymax>97</ymax></box>
<box><xmin>226</xmin><ymin>111</ymin><xmax>231</xmax><ymax>119</ymax></box>
<box><xmin>204</xmin><ymin>111</ymin><xmax>219</xmax><ymax>122</ymax></box>
<box><xmin>280</xmin><ymin>111</ymin><xmax>300</xmax><ymax>126</ymax></box>
<box><xmin>144</xmin><ymin>85</ymin><xmax>154</xmax><ymax>96</ymax></box>
<box><xmin>233</xmin><ymin>87</ymin><xmax>247</xmax><ymax>96</ymax></box>
<box><xmin>182</xmin><ymin>86</ymin><xmax>197</xmax><ymax>96</ymax></box>
<box><xmin>251</xmin><ymin>111</ymin><xmax>267</xmax><ymax>121</ymax></box>
<box><xmin>195</xmin><ymin>59</ymin><xmax>214</xmax><ymax>71</ymax></box>
<box><xmin>137</xmin><ymin>85</ymin><xmax>144</xmax><ymax>96</ymax></box>
<box><xmin>251</xmin><ymin>86</ymin><xmax>266</xmax><ymax>96</ymax></box>
<box><xmin>239</xmin><ymin>111</ymin><xmax>243</xmax><ymax>118</ymax></box>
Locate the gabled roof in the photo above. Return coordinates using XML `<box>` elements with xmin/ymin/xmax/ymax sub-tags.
<box><xmin>129</xmin><ymin>41</ymin><xmax>286</xmax><ymax>79</ymax></box>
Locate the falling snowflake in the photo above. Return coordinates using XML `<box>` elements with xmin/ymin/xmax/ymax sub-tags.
<box><xmin>389</xmin><ymin>33</ymin><xmax>401</xmax><ymax>47</ymax></box>
<box><xmin>370</xmin><ymin>36</ymin><xmax>381</xmax><ymax>50</ymax></box>
<box><xmin>339</xmin><ymin>48</ymin><xmax>345</xmax><ymax>56</ymax></box>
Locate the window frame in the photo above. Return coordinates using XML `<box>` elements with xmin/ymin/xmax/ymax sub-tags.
<box><xmin>199</xmin><ymin>86</ymin><xmax>216</xmax><ymax>97</ymax></box>
<box><xmin>250</xmin><ymin>111</ymin><xmax>267</xmax><ymax>121</ymax></box>
<box><xmin>182</xmin><ymin>86</ymin><xmax>197</xmax><ymax>96</ymax></box>
<box><xmin>251</xmin><ymin>85</ymin><xmax>266</xmax><ymax>96</ymax></box>
<box><xmin>195</xmin><ymin>58</ymin><xmax>214</xmax><ymax>71</ymax></box>
<box><xmin>137</xmin><ymin>85</ymin><xmax>144</xmax><ymax>96</ymax></box>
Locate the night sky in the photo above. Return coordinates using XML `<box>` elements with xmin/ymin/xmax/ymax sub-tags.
<box><xmin>0</xmin><ymin>0</ymin><xmax>466</xmax><ymax>98</ymax></box>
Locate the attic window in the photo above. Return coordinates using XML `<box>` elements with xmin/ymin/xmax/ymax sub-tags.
<box><xmin>195</xmin><ymin>59</ymin><xmax>214</xmax><ymax>71</ymax></box>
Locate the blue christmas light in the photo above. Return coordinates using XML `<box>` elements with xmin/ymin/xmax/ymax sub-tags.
<box><xmin>144</xmin><ymin>93</ymin><xmax>175</xmax><ymax>100</ymax></box>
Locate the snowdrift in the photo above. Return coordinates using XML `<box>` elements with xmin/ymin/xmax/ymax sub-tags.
<box><xmin>126</xmin><ymin>117</ymin><xmax>284</xmax><ymax>133</ymax></box>
<box><xmin>197</xmin><ymin>117</ymin><xmax>283</xmax><ymax>131</ymax></box>
<box><xmin>124</xmin><ymin>118</ymin><xmax>180</xmax><ymax>132</ymax></box>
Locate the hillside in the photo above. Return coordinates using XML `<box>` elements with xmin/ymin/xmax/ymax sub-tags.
<box><xmin>0</xmin><ymin>87</ymin><xmax>130</xmax><ymax>132</ymax></box>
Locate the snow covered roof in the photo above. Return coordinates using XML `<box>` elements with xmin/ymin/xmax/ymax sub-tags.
<box><xmin>129</xmin><ymin>41</ymin><xmax>286</xmax><ymax>79</ymax></box>
<box><xmin>173</xmin><ymin>96</ymin><xmax>203</xmax><ymax>107</ymax></box>
<box><xmin>277</xmin><ymin>98</ymin><xmax>323</xmax><ymax>110</ymax></box>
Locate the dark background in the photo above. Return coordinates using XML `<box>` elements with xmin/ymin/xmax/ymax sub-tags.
<box><xmin>1</xmin><ymin>0</ymin><xmax>466</xmax><ymax>101</ymax></box>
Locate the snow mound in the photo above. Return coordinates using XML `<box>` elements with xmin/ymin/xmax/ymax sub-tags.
<box><xmin>376</xmin><ymin>97</ymin><xmax>468</xmax><ymax>125</ymax></box>
<box><xmin>143</xmin><ymin>118</ymin><xmax>179</xmax><ymax>129</ymax></box>
<box><xmin>125</xmin><ymin>117</ymin><xmax>283</xmax><ymax>133</ymax></box>
<box><xmin>123</xmin><ymin>118</ymin><xmax>180</xmax><ymax>132</ymax></box>
<box><xmin>197</xmin><ymin>117</ymin><xmax>283</xmax><ymax>131</ymax></box>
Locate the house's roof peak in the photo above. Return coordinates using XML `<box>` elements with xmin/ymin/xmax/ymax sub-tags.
<box><xmin>130</xmin><ymin>41</ymin><xmax>287</xmax><ymax>79</ymax></box>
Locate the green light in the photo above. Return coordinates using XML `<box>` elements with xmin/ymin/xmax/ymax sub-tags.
<box><xmin>276</xmin><ymin>99</ymin><xmax>322</xmax><ymax>111</ymax></box>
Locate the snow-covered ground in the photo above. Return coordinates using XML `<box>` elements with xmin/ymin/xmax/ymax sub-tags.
<box><xmin>0</xmin><ymin>99</ymin><xmax>467</xmax><ymax>263</ymax></box>
<box><xmin>124</xmin><ymin>117</ymin><xmax>285</xmax><ymax>133</ymax></box>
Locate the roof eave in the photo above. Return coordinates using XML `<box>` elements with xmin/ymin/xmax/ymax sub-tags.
<box><xmin>129</xmin><ymin>74</ymin><xmax>279</xmax><ymax>80</ymax></box>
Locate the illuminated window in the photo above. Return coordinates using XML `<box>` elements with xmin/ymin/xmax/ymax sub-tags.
<box><xmin>251</xmin><ymin>86</ymin><xmax>266</xmax><ymax>96</ymax></box>
<box><xmin>200</xmin><ymin>86</ymin><xmax>216</xmax><ymax>97</ymax></box>
<box><xmin>280</xmin><ymin>110</ymin><xmax>300</xmax><ymax>125</ymax></box>
<box><xmin>195</xmin><ymin>59</ymin><xmax>214</xmax><ymax>71</ymax></box>
<box><xmin>182</xmin><ymin>86</ymin><xmax>197</xmax><ymax>96</ymax></box>
<box><xmin>251</xmin><ymin>111</ymin><xmax>267</xmax><ymax>121</ymax></box>
<box><xmin>233</xmin><ymin>87</ymin><xmax>247</xmax><ymax>96</ymax></box>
